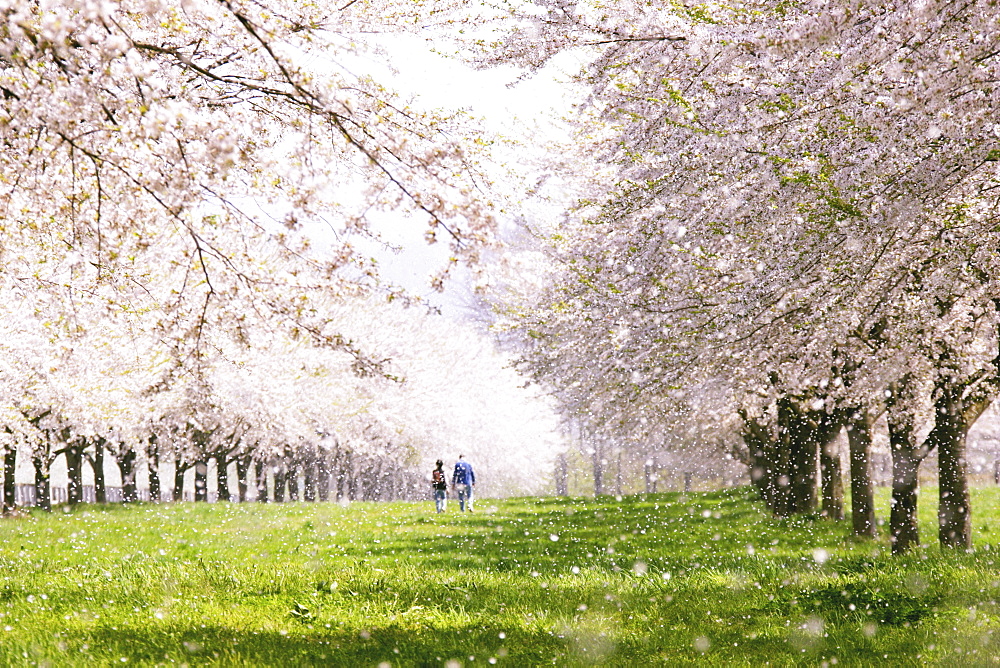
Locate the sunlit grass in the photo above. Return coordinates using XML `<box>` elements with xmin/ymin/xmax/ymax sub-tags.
<box><xmin>2</xmin><ymin>486</ymin><xmax>1000</xmax><ymax>665</ymax></box>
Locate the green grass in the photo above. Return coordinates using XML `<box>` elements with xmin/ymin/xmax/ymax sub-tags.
<box><xmin>3</xmin><ymin>486</ymin><xmax>1000</xmax><ymax>666</ymax></box>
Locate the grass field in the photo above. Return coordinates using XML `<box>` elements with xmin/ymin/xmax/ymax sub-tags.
<box><xmin>3</xmin><ymin>486</ymin><xmax>1000</xmax><ymax>666</ymax></box>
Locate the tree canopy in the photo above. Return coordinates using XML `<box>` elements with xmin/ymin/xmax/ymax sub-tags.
<box><xmin>481</xmin><ymin>0</ymin><xmax>999</xmax><ymax>548</ymax></box>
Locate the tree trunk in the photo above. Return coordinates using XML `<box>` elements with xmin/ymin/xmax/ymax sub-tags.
<box><xmin>93</xmin><ymin>439</ymin><xmax>107</xmax><ymax>504</ymax></box>
<box><xmin>3</xmin><ymin>445</ymin><xmax>16</xmax><ymax>513</ymax></box>
<box><xmin>193</xmin><ymin>461</ymin><xmax>208</xmax><ymax>502</ymax></box>
<box><xmin>741</xmin><ymin>412</ymin><xmax>785</xmax><ymax>514</ymax></box>
<box><xmin>377</xmin><ymin>468</ymin><xmax>389</xmax><ymax>502</ymax></box>
<box><xmin>331</xmin><ymin>450</ymin><xmax>344</xmax><ymax>500</ymax></box>
<box><xmin>931</xmin><ymin>391</ymin><xmax>973</xmax><ymax>549</ymax></box>
<box><xmin>237</xmin><ymin>455</ymin><xmax>251</xmax><ymax>502</ymax></box>
<box><xmin>819</xmin><ymin>428</ymin><xmax>844</xmax><ymax>520</ymax></box>
<box><xmin>925</xmin><ymin>345</ymin><xmax>999</xmax><ymax>550</ymax></box>
<box><xmin>255</xmin><ymin>459</ymin><xmax>268</xmax><ymax>502</ymax></box>
<box><xmin>887</xmin><ymin>415</ymin><xmax>921</xmax><ymax>555</ymax></box>
<box><xmin>287</xmin><ymin>460</ymin><xmax>299</xmax><ymax>501</ymax></box>
<box><xmin>781</xmin><ymin>400</ymin><xmax>819</xmax><ymax>515</ymax></box>
<box><xmin>33</xmin><ymin>456</ymin><xmax>51</xmax><ymax>512</ymax></box>
<box><xmin>173</xmin><ymin>460</ymin><xmax>186</xmax><ymax>502</ymax></box>
<box><xmin>937</xmin><ymin>422</ymin><xmax>971</xmax><ymax>549</ymax></box>
<box><xmin>303</xmin><ymin>458</ymin><xmax>317</xmax><ymax>502</ymax></box>
<box><xmin>360</xmin><ymin>463</ymin><xmax>372</xmax><ymax>501</ymax></box>
<box><xmin>347</xmin><ymin>453</ymin><xmax>359</xmax><ymax>501</ymax></box>
<box><xmin>556</xmin><ymin>453</ymin><xmax>569</xmax><ymax>496</ymax></box>
<box><xmin>316</xmin><ymin>454</ymin><xmax>330</xmax><ymax>502</ymax></box>
<box><xmin>846</xmin><ymin>414</ymin><xmax>877</xmax><ymax>538</ymax></box>
<box><xmin>148</xmin><ymin>439</ymin><xmax>161</xmax><ymax>503</ymax></box>
<box><xmin>119</xmin><ymin>448</ymin><xmax>138</xmax><ymax>503</ymax></box>
<box><xmin>383</xmin><ymin>468</ymin><xmax>396</xmax><ymax>501</ymax></box>
<box><xmin>273</xmin><ymin>465</ymin><xmax>286</xmax><ymax>502</ymax></box>
<box><xmin>65</xmin><ymin>444</ymin><xmax>84</xmax><ymax>506</ymax></box>
<box><xmin>592</xmin><ymin>448</ymin><xmax>604</xmax><ymax>496</ymax></box>
<box><xmin>216</xmin><ymin>456</ymin><xmax>231</xmax><ymax>503</ymax></box>
<box><xmin>338</xmin><ymin>463</ymin><xmax>349</xmax><ymax>500</ymax></box>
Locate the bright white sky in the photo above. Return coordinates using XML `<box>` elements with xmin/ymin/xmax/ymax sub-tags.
<box><xmin>348</xmin><ymin>35</ymin><xmax>580</xmax><ymax>319</ymax></box>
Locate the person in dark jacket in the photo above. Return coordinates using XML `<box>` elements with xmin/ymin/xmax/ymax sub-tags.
<box><xmin>431</xmin><ymin>459</ymin><xmax>448</xmax><ymax>513</ymax></box>
<box><xmin>452</xmin><ymin>454</ymin><xmax>476</xmax><ymax>512</ymax></box>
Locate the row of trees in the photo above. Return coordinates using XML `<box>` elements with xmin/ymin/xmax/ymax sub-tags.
<box><xmin>8</xmin><ymin>0</ymin><xmax>994</xmax><ymax>555</ymax></box>
<box><xmin>484</xmin><ymin>0</ymin><xmax>1000</xmax><ymax>552</ymax></box>
<box><xmin>1</xmin><ymin>281</ymin><xmax>562</xmax><ymax>511</ymax></box>
<box><xmin>1</xmin><ymin>0</ymin><xmax>566</xmax><ymax>511</ymax></box>
<box><xmin>9</xmin><ymin>432</ymin><xmax>429</xmax><ymax>509</ymax></box>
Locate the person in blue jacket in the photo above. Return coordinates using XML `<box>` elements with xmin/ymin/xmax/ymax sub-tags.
<box><xmin>452</xmin><ymin>454</ymin><xmax>476</xmax><ymax>512</ymax></box>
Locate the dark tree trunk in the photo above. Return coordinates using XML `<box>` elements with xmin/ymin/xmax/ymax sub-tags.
<box><xmin>216</xmin><ymin>456</ymin><xmax>231</xmax><ymax>503</ymax></box>
<box><xmin>193</xmin><ymin>461</ymin><xmax>208</xmax><ymax>502</ymax></box>
<box><xmin>273</xmin><ymin>465</ymin><xmax>286</xmax><ymax>503</ymax></box>
<box><xmin>741</xmin><ymin>412</ymin><xmax>784</xmax><ymax>513</ymax></box>
<box><xmin>592</xmin><ymin>448</ymin><xmax>604</xmax><ymax>496</ymax></box>
<box><xmin>331</xmin><ymin>450</ymin><xmax>345</xmax><ymax>500</ymax></box>
<box><xmin>381</xmin><ymin>468</ymin><xmax>394</xmax><ymax>501</ymax></box>
<box><xmin>316</xmin><ymin>454</ymin><xmax>330</xmax><ymax>502</ymax></box>
<box><xmin>173</xmin><ymin>460</ymin><xmax>187</xmax><ymax>501</ymax></box>
<box><xmin>396</xmin><ymin>469</ymin><xmax>406</xmax><ymax>500</ymax></box>
<box><xmin>745</xmin><ymin>443</ymin><xmax>770</xmax><ymax>504</ymax></box>
<box><xmin>924</xmin><ymin>367</ymin><xmax>994</xmax><ymax>550</ymax></box>
<box><xmin>394</xmin><ymin>469</ymin><xmax>405</xmax><ymax>500</ymax></box>
<box><xmin>288</xmin><ymin>464</ymin><xmax>300</xmax><ymax>501</ymax></box>
<box><xmin>347</xmin><ymin>452</ymin><xmax>359</xmax><ymax>501</ymax></box>
<box><xmin>33</xmin><ymin>456</ymin><xmax>51</xmax><ymax>512</ymax></box>
<box><xmin>360</xmin><ymin>462</ymin><xmax>374</xmax><ymax>501</ymax></box>
<box><xmin>928</xmin><ymin>388</ymin><xmax>977</xmax><ymax>550</ymax></box>
<box><xmin>340</xmin><ymin>451</ymin><xmax>354</xmax><ymax>500</ymax></box>
<box><xmin>368</xmin><ymin>462</ymin><xmax>380</xmax><ymax>501</ymax></box>
<box><xmin>65</xmin><ymin>443</ymin><xmax>84</xmax><ymax>506</ymax></box>
<box><xmin>781</xmin><ymin>399</ymin><xmax>818</xmax><ymax>516</ymax></box>
<box><xmin>338</xmin><ymin>464</ymin><xmax>349</xmax><ymax>500</ymax></box>
<box><xmin>769</xmin><ymin>436</ymin><xmax>792</xmax><ymax>515</ymax></box>
<box><xmin>846</xmin><ymin>414</ymin><xmax>878</xmax><ymax>538</ymax></box>
<box><xmin>237</xmin><ymin>455</ymin><xmax>251</xmax><ymax>502</ymax></box>
<box><xmin>119</xmin><ymin>448</ymin><xmax>138</xmax><ymax>503</ymax></box>
<box><xmin>556</xmin><ymin>453</ymin><xmax>569</xmax><ymax>496</ymax></box>
<box><xmin>819</xmin><ymin>428</ymin><xmax>845</xmax><ymax>520</ymax></box>
<box><xmin>936</xmin><ymin>418</ymin><xmax>971</xmax><ymax>549</ymax></box>
<box><xmin>374</xmin><ymin>469</ymin><xmax>385</xmax><ymax>502</ymax></box>
<box><xmin>93</xmin><ymin>438</ymin><xmax>107</xmax><ymax>504</ymax></box>
<box><xmin>376</xmin><ymin>468</ymin><xmax>388</xmax><ymax>502</ymax></box>
<box><xmin>3</xmin><ymin>445</ymin><xmax>16</xmax><ymax>513</ymax></box>
<box><xmin>925</xmin><ymin>339</ymin><xmax>999</xmax><ymax>550</ymax></box>
<box><xmin>358</xmin><ymin>464</ymin><xmax>370</xmax><ymax>501</ymax></box>
<box><xmin>887</xmin><ymin>414</ymin><xmax>921</xmax><ymax>555</ymax></box>
<box><xmin>255</xmin><ymin>459</ymin><xmax>268</xmax><ymax>502</ymax></box>
<box><xmin>303</xmin><ymin>457</ymin><xmax>317</xmax><ymax>502</ymax></box>
<box><xmin>148</xmin><ymin>438</ymin><xmax>161</xmax><ymax>503</ymax></box>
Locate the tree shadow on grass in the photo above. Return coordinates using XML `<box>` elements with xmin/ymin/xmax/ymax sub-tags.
<box><xmin>37</xmin><ymin>621</ymin><xmax>565</xmax><ymax>667</ymax></box>
<box><xmin>327</xmin><ymin>487</ymin><xmax>865</xmax><ymax>576</ymax></box>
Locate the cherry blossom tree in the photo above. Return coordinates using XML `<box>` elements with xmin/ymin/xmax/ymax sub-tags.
<box><xmin>1</xmin><ymin>0</ymin><xmax>510</xmax><ymax>374</ymax></box>
<box><xmin>1</xmin><ymin>267</ymin><xmax>563</xmax><ymax>508</ymax></box>
<box><xmin>483</xmin><ymin>0</ymin><xmax>1000</xmax><ymax>551</ymax></box>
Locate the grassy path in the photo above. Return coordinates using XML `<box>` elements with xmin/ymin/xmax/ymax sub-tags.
<box><xmin>3</xmin><ymin>487</ymin><xmax>1000</xmax><ymax>665</ymax></box>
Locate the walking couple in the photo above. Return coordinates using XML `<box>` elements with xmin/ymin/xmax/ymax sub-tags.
<box><xmin>431</xmin><ymin>455</ymin><xmax>476</xmax><ymax>513</ymax></box>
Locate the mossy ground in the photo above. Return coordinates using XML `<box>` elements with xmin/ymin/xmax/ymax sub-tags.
<box><xmin>3</xmin><ymin>486</ymin><xmax>1000</xmax><ymax>666</ymax></box>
